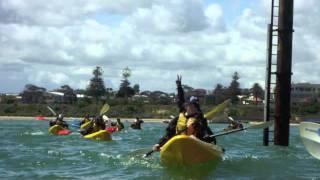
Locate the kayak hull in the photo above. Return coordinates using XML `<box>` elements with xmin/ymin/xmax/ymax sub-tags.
<box><xmin>299</xmin><ymin>122</ymin><xmax>320</xmax><ymax>160</ymax></box>
<box><xmin>106</xmin><ymin>127</ymin><xmax>118</xmax><ymax>133</ymax></box>
<box><xmin>48</xmin><ymin>125</ymin><xmax>71</xmax><ymax>135</ymax></box>
<box><xmin>84</xmin><ymin>130</ymin><xmax>112</xmax><ymax>141</ymax></box>
<box><xmin>160</xmin><ymin>135</ymin><xmax>223</xmax><ymax>167</ymax></box>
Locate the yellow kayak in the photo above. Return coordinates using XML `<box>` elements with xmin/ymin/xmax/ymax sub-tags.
<box><xmin>160</xmin><ymin>135</ymin><xmax>223</xmax><ymax>167</ymax></box>
<box><xmin>48</xmin><ymin>125</ymin><xmax>71</xmax><ymax>135</ymax></box>
<box><xmin>84</xmin><ymin>130</ymin><xmax>112</xmax><ymax>141</ymax></box>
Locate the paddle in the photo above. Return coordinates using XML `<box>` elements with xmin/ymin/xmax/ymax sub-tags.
<box><xmin>100</xmin><ymin>103</ymin><xmax>110</xmax><ymax>116</ymax></box>
<box><xmin>143</xmin><ymin>121</ymin><xmax>274</xmax><ymax>158</ymax></box>
<box><xmin>204</xmin><ymin>99</ymin><xmax>231</xmax><ymax>120</ymax></box>
<box><xmin>47</xmin><ymin>106</ymin><xmax>57</xmax><ymax>116</ymax></box>
<box><xmin>143</xmin><ymin>100</ymin><xmax>231</xmax><ymax>158</ymax></box>
<box><xmin>143</xmin><ymin>99</ymin><xmax>231</xmax><ymax>157</ymax></box>
<box><xmin>211</xmin><ymin>121</ymin><xmax>274</xmax><ymax>138</ymax></box>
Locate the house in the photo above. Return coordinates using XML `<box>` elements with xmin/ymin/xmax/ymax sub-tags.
<box><xmin>132</xmin><ymin>94</ymin><xmax>149</xmax><ymax>103</ymax></box>
<box><xmin>242</xmin><ymin>95</ymin><xmax>263</xmax><ymax>105</ymax></box>
<box><xmin>291</xmin><ymin>83</ymin><xmax>320</xmax><ymax>104</ymax></box>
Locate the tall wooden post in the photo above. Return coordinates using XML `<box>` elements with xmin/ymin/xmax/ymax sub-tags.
<box><xmin>274</xmin><ymin>0</ymin><xmax>294</xmax><ymax>146</ymax></box>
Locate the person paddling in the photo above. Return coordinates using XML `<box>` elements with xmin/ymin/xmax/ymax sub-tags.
<box><xmin>130</xmin><ymin>117</ymin><xmax>144</xmax><ymax>130</ymax></box>
<box><xmin>80</xmin><ymin>115</ymin><xmax>106</xmax><ymax>136</ymax></box>
<box><xmin>116</xmin><ymin>118</ymin><xmax>125</xmax><ymax>131</ymax></box>
<box><xmin>225</xmin><ymin>119</ymin><xmax>243</xmax><ymax>131</ymax></box>
<box><xmin>103</xmin><ymin>115</ymin><xmax>113</xmax><ymax>128</ymax></box>
<box><xmin>80</xmin><ymin>114</ymin><xmax>91</xmax><ymax>126</ymax></box>
<box><xmin>49</xmin><ymin>114</ymin><xmax>69</xmax><ymax>129</ymax></box>
<box><xmin>152</xmin><ymin>75</ymin><xmax>215</xmax><ymax>152</ymax></box>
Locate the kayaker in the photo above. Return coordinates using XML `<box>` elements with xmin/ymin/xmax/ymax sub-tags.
<box><xmin>103</xmin><ymin>115</ymin><xmax>113</xmax><ymax>128</ymax></box>
<box><xmin>225</xmin><ymin>120</ymin><xmax>243</xmax><ymax>130</ymax></box>
<box><xmin>152</xmin><ymin>75</ymin><xmax>215</xmax><ymax>151</ymax></box>
<box><xmin>80</xmin><ymin>114</ymin><xmax>91</xmax><ymax>125</ymax></box>
<box><xmin>130</xmin><ymin>117</ymin><xmax>144</xmax><ymax>129</ymax></box>
<box><xmin>116</xmin><ymin>118</ymin><xmax>125</xmax><ymax>131</ymax></box>
<box><xmin>80</xmin><ymin>115</ymin><xmax>106</xmax><ymax>136</ymax></box>
<box><xmin>49</xmin><ymin>114</ymin><xmax>69</xmax><ymax>129</ymax></box>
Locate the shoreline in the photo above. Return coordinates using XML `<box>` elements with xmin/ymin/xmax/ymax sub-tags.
<box><xmin>0</xmin><ymin>116</ymin><xmax>169</xmax><ymax>123</ymax></box>
<box><xmin>0</xmin><ymin>116</ymin><xmax>302</xmax><ymax>125</ymax></box>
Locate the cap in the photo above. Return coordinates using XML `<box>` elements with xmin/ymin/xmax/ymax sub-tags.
<box><xmin>189</xmin><ymin>96</ymin><xmax>199</xmax><ymax>103</ymax></box>
<box><xmin>102</xmin><ymin>115</ymin><xmax>109</xmax><ymax>121</ymax></box>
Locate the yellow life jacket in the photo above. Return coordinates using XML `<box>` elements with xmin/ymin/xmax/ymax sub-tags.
<box><xmin>176</xmin><ymin>113</ymin><xmax>196</xmax><ymax>135</ymax></box>
<box><xmin>83</xmin><ymin>118</ymin><xmax>90</xmax><ymax>124</ymax></box>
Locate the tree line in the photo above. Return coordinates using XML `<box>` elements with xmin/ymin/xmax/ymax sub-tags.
<box><xmin>1</xmin><ymin>66</ymin><xmax>319</xmax><ymax>118</ymax></box>
<box><xmin>1</xmin><ymin>66</ymin><xmax>266</xmax><ymax>106</ymax></box>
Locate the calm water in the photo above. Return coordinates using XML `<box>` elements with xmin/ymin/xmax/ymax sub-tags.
<box><xmin>0</xmin><ymin>120</ymin><xmax>319</xmax><ymax>180</ymax></box>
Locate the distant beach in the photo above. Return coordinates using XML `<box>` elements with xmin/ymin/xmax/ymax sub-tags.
<box><xmin>0</xmin><ymin>116</ymin><xmax>302</xmax><ymax>126</ymax></box>
<box><xmin>0</xmin><ymin>116</ymin><xmax>169</xmax><ymax>123</ymax></box>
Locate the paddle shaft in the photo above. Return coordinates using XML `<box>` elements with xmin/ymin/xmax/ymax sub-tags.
<box><xmin>211</xmin><ymin>121</ymin><xmax>273</xmax><ymax>138</ymax></box>
<box><xmin>143</xmin><ymin>150</ymin><xmax>155</xmax><ymax>157</ymax></box>
<box><xmin>211</xmin><ymin>127</ymin><xmax>247</xmax><ymax>138</ymax></box>
<box><xmin>47</xmin><ymin>106</ymin><xmax>57</xmax><ymax>116</ymax></box>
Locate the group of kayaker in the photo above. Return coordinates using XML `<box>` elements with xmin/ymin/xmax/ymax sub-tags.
<box><xmin>49</xmin><ymin>112</ymin><xmax>142</xmax><ymax>136</ymax></box>
<box><xmin>48</xmin><ymin>75</ymin><xmax>243</xmax><ymax>154</ymax></box>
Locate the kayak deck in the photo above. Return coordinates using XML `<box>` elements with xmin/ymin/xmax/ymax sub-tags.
<box><xmin>299</xmin><ymin>122</ymin><xmax>320</xmax><ymax>160</ymax></box>
<box><xmin>160</xmin><ymin>135</ymin><xmax>223</xmax><ymax>167</ymax></box>
<box><xmin>48</xmin><ymin>125</ymin><xmax>71</xmax><ymax>135</ymax></box>
<box><xmin>84</xmin><ymin>130</ymin><xmax>112</xmax><ymax>141</ymax></box>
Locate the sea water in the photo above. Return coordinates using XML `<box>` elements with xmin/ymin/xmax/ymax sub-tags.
<box><xmin>0</xmin><ymin>120</ymin><xmax>319</xmax><ymax>179</ymax></box>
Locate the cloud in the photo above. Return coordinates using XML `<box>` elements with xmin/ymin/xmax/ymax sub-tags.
<box><xmin>0</xmin><ymin>0</ymin><xmax>319</xmax><ymax>93</ymax></box>
<box><xmin>0</xmin><ymin>0</ymin><xmax>156</xmax><ymax>26</ymax></box>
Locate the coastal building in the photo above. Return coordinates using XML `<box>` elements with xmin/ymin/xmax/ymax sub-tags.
<box><xmin>291</xmin><ymin>83</ymin><xmax>320</xmax><ymax>104</ymax></box>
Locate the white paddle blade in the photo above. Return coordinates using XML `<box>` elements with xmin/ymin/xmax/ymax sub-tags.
<box><xmin>47</xmin><ymin>106</ymin><xmax>57</xmax><ymax>116</ymax></box>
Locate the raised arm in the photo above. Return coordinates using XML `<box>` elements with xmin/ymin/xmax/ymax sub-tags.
<box><xmin>176</xmin><ymin>75</ymin><xmax>185</xmax><ymax>112</ymax></box>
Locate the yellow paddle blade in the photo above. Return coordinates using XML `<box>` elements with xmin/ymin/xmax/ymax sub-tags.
<box><xmin>99</xmin><ymin>103</ymin><xmax>110</xmax><ymax>115</ymax></box>
<box><xmin>204</xmin><ymin>99</ymin><xmax>231</xmax><ymax>120</ymax></box>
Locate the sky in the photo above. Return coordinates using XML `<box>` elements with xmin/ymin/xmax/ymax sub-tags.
<box><xmin>0</xmin><ymin>0</ymin><xmax>319</xmax><ymax>93</ymax></box>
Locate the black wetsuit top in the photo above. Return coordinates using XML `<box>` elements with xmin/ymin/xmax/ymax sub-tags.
<box><xmin>131</xmin><ymin>120</ymin><xmax>144</xmax><ymax>129</ymax></box>
<box><xmin>157</xmin><ymin>83</ymin><xmax>216</xmax><ymax>146</ymax></box>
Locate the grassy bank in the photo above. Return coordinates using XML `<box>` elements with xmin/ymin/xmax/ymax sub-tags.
<box><xmin>0</xmin><ymin>103</ymin><xmax>317</xmax><ymax>122</ymax></box>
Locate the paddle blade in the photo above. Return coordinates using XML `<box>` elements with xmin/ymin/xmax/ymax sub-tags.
<box><xmin>35</xmin><ymin>116</ymin><xmax>45</xmax><ymax>120</ymax></box>
<box><xmin>47</xmin><ymin>106</ymin><xmax>57</xmax><ymax>116</ymax></box>
<box><xmin>247</xmin><ymin>121</ymin><xmax>274</xmax><ymax>129</ymax></box>
<box><xmin>204</xmin><ymin>99</ymin><xmax>231</xmax><ymax>119</ymax></box>
<box><xmin>100</xmin><ymin>103</ymin><xmax>110</xmax><ymax>115</ymax></box>
<box><xmin>212</xmin><ymin>121</ymin><xmax>274</xmax><ymax>138</ymax></box>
